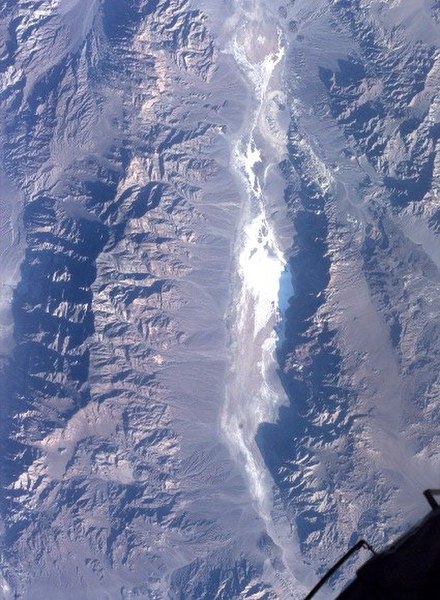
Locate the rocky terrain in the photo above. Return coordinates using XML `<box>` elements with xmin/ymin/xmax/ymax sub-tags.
<box><xmin>1</xmin><ymin>0</ymin><xmax>440</xmax><ymax>599</ymax></box>
<box><xmin>0</xmin><ymin>1</ymin><xmax>282</xmax><ymax>597</ymax></box>
<box><xmin>258</xmin><ymin>0</ymin><xmax>440</xmax><ymax>592</ymax></box>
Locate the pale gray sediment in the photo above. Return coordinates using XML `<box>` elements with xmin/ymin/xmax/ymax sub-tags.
<box><xmin>2</xmin><ymin>0</ymin><xmax>440</xmax><ymax>598</ymax></box>
<box><xmin>0</xmin><ymin>0</ymin><xmax>300</xmax><ymax>597</ymax></box>
<box><xmin>217</xmin><ymin>4</ymin><xmax>311</xmax><ymax>595</ymax></box>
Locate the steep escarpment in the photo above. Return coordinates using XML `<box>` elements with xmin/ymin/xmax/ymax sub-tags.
<box><xmin>257</xmin><ymin>0</ymin><xmax>440</xmax><ymax>594</ymax></box>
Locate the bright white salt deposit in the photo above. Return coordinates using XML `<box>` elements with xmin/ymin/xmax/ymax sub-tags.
<box><xmin>232</xmin><ymin>140</ymin><xmax>262</xmax><ymax>196</ymax></box>
<box><xmin>0</xmin><ymin>575</ymin><xmax>12</xmax><ymax>599</ymax></box>
<box><xmin>220</xmin><ymin>11</ymin><xmax>309</xmax><ymax>596</ymax></box>
<box><xmin>222</xmin><ymin>13</ymin><xmax>293</xmax><ymax>518</ymax></box>
<box><xmin>238</xmin><ymin>213</ymin><xmax>288</xmax><ymax>337</ymax></box>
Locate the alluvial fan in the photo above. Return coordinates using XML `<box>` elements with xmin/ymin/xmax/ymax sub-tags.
<box><xmin>1</xmin><ymin>0</ymin><xmax>440</xmax><ymax>599</ymax></box>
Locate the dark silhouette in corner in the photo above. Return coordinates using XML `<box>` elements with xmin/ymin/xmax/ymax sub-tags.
<box><xmin>305</xmin><ymin>490</ymin><xmax>440</xmax><ymax>600</ymax></box>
